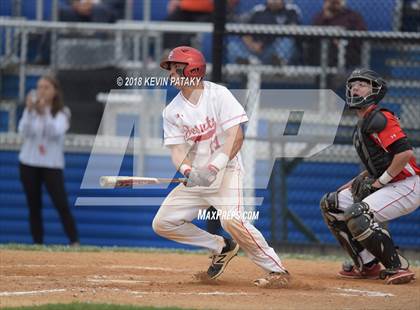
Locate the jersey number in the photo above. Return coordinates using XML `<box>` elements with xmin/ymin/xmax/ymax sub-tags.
<box><xmin>210</xmin><ymin>136</ymin><xmax>221</xmax><ymax>154</ymax></box>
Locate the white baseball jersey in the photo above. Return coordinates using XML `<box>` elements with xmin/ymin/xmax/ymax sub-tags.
<box><xmin>163</xmin><ymin>81</ymin><xmax>248</xmax><ymax>170</ymax></box>
<box><xmin>155</xmin><ymin>81</ymin><xmax>287</xmax><ymax>273</ymax></box>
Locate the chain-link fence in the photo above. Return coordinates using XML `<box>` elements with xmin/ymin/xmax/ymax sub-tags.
<box><xmin>1</xmin><ymin>1</ymin><xmax>418</xmax><ymax>128</ymax></box>
<box><xmin>222</xmin><ymin>8</ymin><xmax>420</xmax><ymax>243</ymax></box>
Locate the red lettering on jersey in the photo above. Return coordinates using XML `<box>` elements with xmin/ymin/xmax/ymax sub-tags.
<box><xmin>183</xmin><ymin>117</ymin><xmax>216</xmax><ymax>142</ymax></box>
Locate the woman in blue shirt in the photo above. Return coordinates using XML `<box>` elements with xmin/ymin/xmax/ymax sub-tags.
<box><xmin>18</xmin><ymin>75</ymin><xmax>79</xmax><ymax>246</ymax></box>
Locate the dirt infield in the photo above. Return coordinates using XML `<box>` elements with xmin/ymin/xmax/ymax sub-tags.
<box><xmin>1</xmin><ymin>249</ymin><xmax>419</xmax><ymax>310</ymax></box>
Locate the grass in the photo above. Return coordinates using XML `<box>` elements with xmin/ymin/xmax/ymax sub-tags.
<box><xmin>0</xmin><ymin>243</ymin><xmax>206</xmax><ymax>255</ymax></box>
<box><xmin>1</xmin><ymin>243</ymin><xmax>419</xmax><ymax>266</ymax></box>
<box><xmin>1</xmin><ymin>303</ymin><xmax>195</xmax><ymax>310</ymax></box>
<box><xmin>0</xmin><ymin>242</ymin><xmax>347</xmax><ymax>260</ymax></box>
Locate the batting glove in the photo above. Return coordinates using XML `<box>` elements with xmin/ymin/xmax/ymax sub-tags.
<box><xmin>185</xmin><ymin>165</ymin><xmax>218</xmax><ymax>187</ymax></box>
<box><xmin>197</xmin><ymin>165</ymin><xmax>219</xmax><ymax>187</ymax></box>
<box><xmin>185</xmin><ymin>169</ymin><xmax>201</xmax><ymax>187</ymax></box>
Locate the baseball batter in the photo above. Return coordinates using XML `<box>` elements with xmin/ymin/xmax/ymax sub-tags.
<box><xmin>152</xmin><ymin>46</ymin><xmax>289</xmax><ymax>287</ymax></box>
<box><xmin>320</xmin><ymin>69</ymin><xmax>419</xmax><ymax>285</ymax></box>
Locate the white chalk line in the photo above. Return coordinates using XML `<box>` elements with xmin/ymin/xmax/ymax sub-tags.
<box><xmin>132</xmin><ymin>291</ymin><xmax>257</xmax><ymax>297</ymax></box>
<box><xmin>184</xmin><ymin>291</ymin><xmax>256</xmax><ymax>296</ymax></box>
<box><xmin>80</xmin><ymin>287</ymin><xmax>258</xmax><ymax>297</ymax></box>
<box><xmin>3</xmin><ymin>274</ymin><xmax>166</xmax><ymax>285</ymax></box>
<box><xmin>335</xmin><ymin>288</ymin><xmax>394</xmax><ymax>297</ymax></box>
<box><xmin>3</xmin><ymin>275</ymin><xmax>164</xmax><ymax>285</ymax></box>
<box><xmin>0</xmin><ymin>286</ymin><xmax>258</xmax><ymax>298</ymax></box>
<box><xmin>0</xmin><ymin>275</ymin><xmax>128</xmax><ymax>280</ymax></box>
<box><xmin>3</xmin><ymin>274</ymin><xmax>157</xmax><ymax>279</ymax></box>
<box><xmin>87</xmin><ymin>279</ymin><xmax>151</xmax><ymax>284</ymax></box>
<box><xmin>0</xmin><ymin>289</ymin><xmax>66</xmax><ymax>297</ymax></box>
<box><xmin>1</xmin><ymin>264</ymin><xmax>188</xmax><ymax>272</ymax></box>
<box><xmin>2</xmin><ymin>275</ymin><xmax>51</xmax><ymax>278</ymax></box>
<box><xmin>1</xmin><ymin>266</ymin><xmax>257</xmax><ymax>298</ymax></box>
<box><xmin>103</xmin><ymin>265</ymin><xmax>190</xmax><ymax>272</ymax></box>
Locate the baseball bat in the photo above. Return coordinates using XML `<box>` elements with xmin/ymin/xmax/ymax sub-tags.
<box><xmin>100</xmin><ymin>176</ymin><xmax>187</xmax><ymax>188</ymax></box>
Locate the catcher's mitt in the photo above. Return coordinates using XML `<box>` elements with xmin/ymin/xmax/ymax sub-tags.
<box><xmin>351</xmin><ymin>175</ymin><xmax>378</xmax><ymax>203</ymax></box>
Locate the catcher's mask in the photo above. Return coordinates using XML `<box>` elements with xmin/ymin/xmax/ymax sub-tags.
<box><xmin>346</xmin><ymin>68</ymin><xmax>387</xmax><ymax>109</ymax></box>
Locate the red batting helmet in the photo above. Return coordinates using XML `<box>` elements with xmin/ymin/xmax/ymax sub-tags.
<box><xmin>160</xmin><ymin>46</ymin><xmax>206</xmax><ymax>78</ymax></box>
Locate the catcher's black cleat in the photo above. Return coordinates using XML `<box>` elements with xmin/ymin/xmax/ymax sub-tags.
<box><xmin>207</xmin><ymin>238</ymin><xmax>239</xmax><ymax>279</ymax></box>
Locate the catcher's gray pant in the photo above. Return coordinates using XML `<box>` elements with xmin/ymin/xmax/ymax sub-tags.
<box><xmin>152</xmin><ymin>168</ymin><xmax>286</xmax><ymax>273</ymax></box>
<box><xmin>336</xmin><ymin>175</ymin><xmax>420</xmax><ymax>264</ymax></box>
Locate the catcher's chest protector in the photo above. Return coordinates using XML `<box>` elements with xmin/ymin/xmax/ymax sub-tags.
<box><xmin>352</xmin><ymin>108</ymin><xmax>393</xmax><ymax>178</ymax></box>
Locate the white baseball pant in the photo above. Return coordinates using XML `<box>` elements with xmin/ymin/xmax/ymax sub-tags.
<box><xmin>152</xmin><ymin>167</ymin><xmax>286</xmax><ymax>273</ymax></box>
<box><xmin>337</xmin><ymin>175</ymin><xmax>420</xmax><ymax>263</ymax></box>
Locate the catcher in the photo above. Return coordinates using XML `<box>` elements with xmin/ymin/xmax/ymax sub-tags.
<box><xmin>320</xmin><ymin>69</ymin><xmax>419</xmax><ymax>284</ymax></box>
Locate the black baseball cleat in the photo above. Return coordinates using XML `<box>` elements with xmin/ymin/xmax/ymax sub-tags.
<box><xmin>207</xmin><ymin>238</ymin><xmax>239</xmax><ymax>279</ymax></box>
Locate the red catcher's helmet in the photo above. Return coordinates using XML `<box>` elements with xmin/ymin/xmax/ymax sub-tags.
<box><xmin>160</xmin><ymin>46</ymin><xmax>206</xmax><ymax>78</ymax></box>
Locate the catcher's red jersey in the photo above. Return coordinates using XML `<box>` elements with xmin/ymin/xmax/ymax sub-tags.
<box><xmin>370</xmin><ymin>111</ymin><xmax>420</xmax><ymax>182</ymax></box>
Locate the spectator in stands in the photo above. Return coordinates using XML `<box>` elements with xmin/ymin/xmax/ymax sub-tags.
<box><xmin>305</xmin><ymin>0</ymin><xmax>367</xmax><ymax>68</ymax></box>
<box><xmin>18</xmin><ymin>75</ymin><xmax>79</xmax><ymax>246</ymax></box>
<box><xmin>59</xmin><ymin>0</ymin><xmax>125</xmax><ymax>23</ymax></box>
<box><xmin>33</xmin><ymin>0</ymin><xmax>124</xmax><ymax>64</ymax></box>
<box><xmin>401</xmin><ymin>0</ymin><xmax>420</xmax><ymax>32</ymax></box>
<box><xmin>227</xmin><ymin>0</ymin><xmax>301</xmax><ymax>65</ymax></box>
<box><xmin>163</xmin><ymin>0</ymin><xmax>215</xmax><ymax>50</ymax></box>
